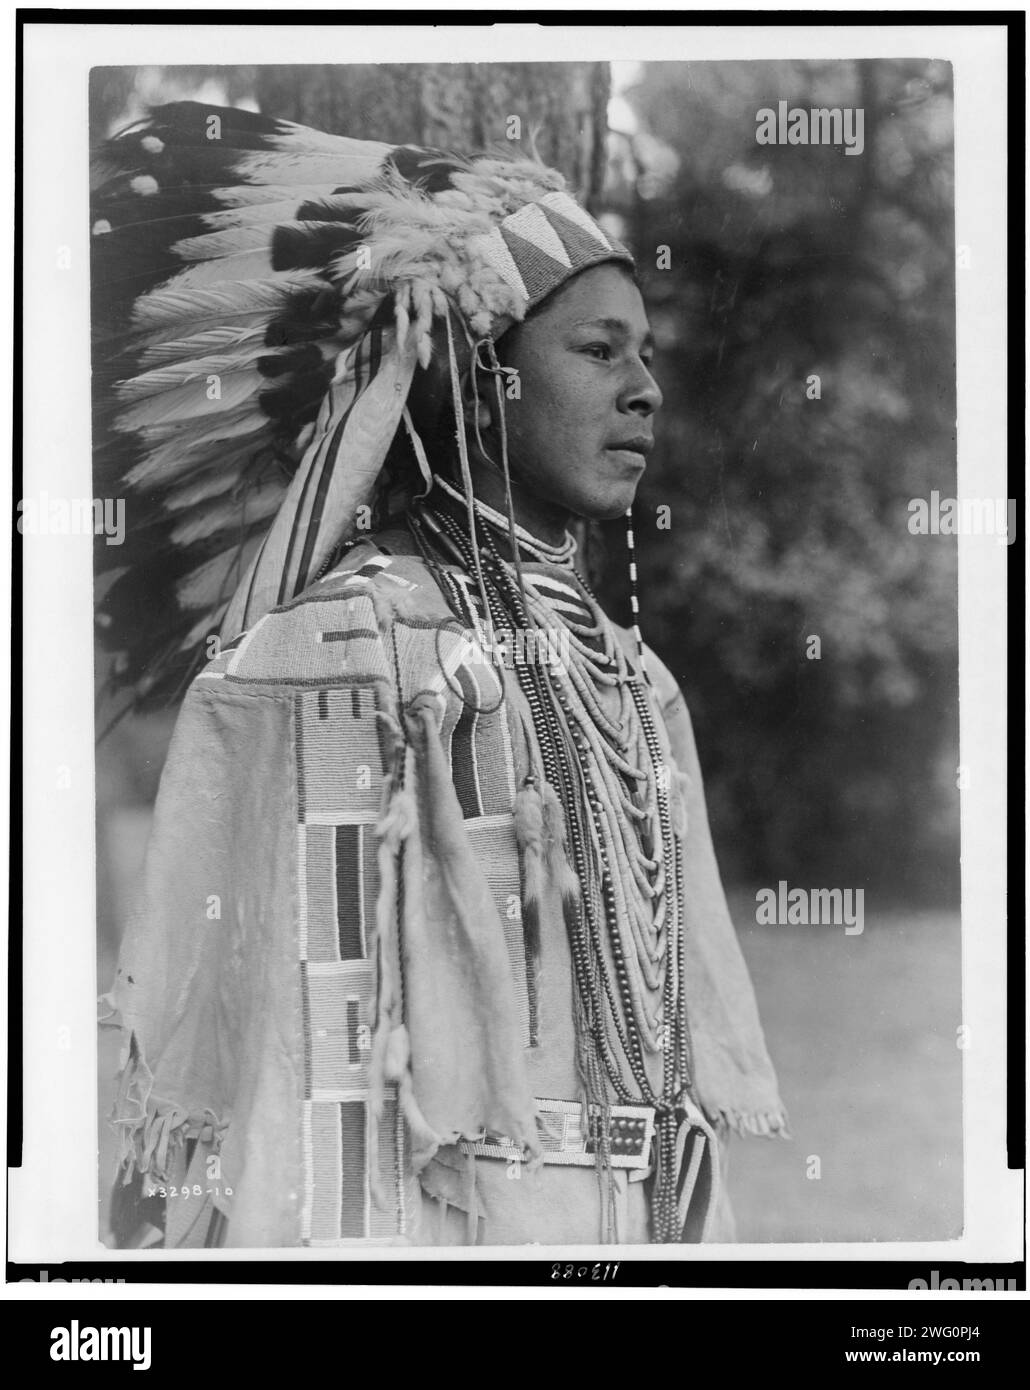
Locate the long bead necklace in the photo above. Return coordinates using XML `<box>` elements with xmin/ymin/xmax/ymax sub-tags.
<box><xmin>407</xmin><ymin>493</ymin><xmax>692</xmax><ymax>1242</ymax></box>
<box><xmin>430</xmin><ymin>472</ymin><xmax>578</xmax><ymax>568</ymax></box>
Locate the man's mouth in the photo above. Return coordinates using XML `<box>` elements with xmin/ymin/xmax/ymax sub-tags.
<box><xmin>606</xmin><ymin>437</ymin><xmax>653</xmax><ymax>466</ymax></box>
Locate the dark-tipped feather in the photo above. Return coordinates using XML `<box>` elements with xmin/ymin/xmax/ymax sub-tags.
<box><xmin>90</xmin><ymin>102</ymin><xmax>471</xmax><ymax>711</ymax></box>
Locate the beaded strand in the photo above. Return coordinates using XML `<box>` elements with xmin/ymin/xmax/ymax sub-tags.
<box><xmin>407</xmin><ymin>490</ymin><xmax>692</xmax><ymax>1242</ymax></box>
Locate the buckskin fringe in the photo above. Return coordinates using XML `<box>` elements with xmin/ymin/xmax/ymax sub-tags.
<box><xmin>367</xmin><ymin>768</ymin><xmax>441</xmax><ymax>1210</ymax></box>
<box><xmin>108</xmin><ymin>1030</ymin><xmax>226</xmax><ymax>1182</ymax></box>
<box><xmin>706</xmin><ymin>1104</ymin><xmax>792</xmax><ymax>1140</ymax></box>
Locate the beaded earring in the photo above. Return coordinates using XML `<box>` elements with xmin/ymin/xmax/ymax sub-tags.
<box><xmin>624</xmin><ymin>507</ymin><xmax>651</xmax><ymax>687</ymax></box>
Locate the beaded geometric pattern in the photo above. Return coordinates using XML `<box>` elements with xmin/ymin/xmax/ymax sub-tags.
<box><xmin>219</xmin><ymin>552</ymin><xmax>534</xmax><ymax>1243</ymax></box>
<box><xmin>460</xmin><ymin>1098</ymin><xmax>656</xmax><ymax>1169</ymax></box>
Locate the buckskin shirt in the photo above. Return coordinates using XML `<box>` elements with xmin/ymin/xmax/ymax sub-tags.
<box><xmin>105</xmin><ymin>532</ymin><xmax>786</xmax><ymax>1248</ymax></box>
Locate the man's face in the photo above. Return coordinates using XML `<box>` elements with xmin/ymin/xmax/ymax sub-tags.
<box><xmin>495</xmin><ymin>264</ymin><xmax>662</xmax><ymax>523</ymax></box>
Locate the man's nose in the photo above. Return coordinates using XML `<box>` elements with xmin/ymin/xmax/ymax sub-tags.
<box><xmin>623</xmin><ymin>362</ymin><xmax>663</xmax><ymax>416</ymax></box>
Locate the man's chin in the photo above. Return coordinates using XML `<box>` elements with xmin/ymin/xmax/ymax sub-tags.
<box><xmin>574</xmin><ymin>487</ymin><xmax>643</xmax><ymax>524</ymax></box>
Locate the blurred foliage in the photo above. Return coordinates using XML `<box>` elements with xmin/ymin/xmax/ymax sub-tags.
<box><xmin>92</xmin><ymin>59</ymin><xmax>959</xmax><ymax>916</ymax></box>
<box><xmin>89</xmin><ymin>62</ymin><xmax>609</xmax><ymax>205</ymax></box>
<box><xmin>599</xmin><ymin>59</ymin><xmax>958</xmax><ymax>899</ymax></box>
<box><xmin>254</xmin><ymin>63</ymin><xmax>610</xmax><ymax>206</ymax></box>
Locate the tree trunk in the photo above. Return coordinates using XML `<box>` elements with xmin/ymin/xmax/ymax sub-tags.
<box><xmin>254</xmin><ymin>62</ymin><xmax>611</xmax><ymax>209</ymax></box>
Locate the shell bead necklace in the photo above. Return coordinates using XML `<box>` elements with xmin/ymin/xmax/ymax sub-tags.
<box><xmin>407</xmin><ymin>492</ymin><xmax>693</xmax><ymax>1242</ymax></box>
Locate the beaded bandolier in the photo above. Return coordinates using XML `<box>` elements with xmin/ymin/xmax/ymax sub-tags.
<box><xmin>406</xmin><ymin>483</ymin><xmax>694</xmax><ymax>1242</ymax></box>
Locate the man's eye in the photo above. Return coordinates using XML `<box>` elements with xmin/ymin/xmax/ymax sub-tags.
<box><xmin>583</xmin><ymin>343</ymin><xmax>612</xmax><ymax>360</ymax></box>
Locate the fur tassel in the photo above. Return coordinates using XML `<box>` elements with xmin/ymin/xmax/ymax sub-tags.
<box><xmin>367</xmin><ymin>778</ymin><xmax>443</xmax><ymax>1202</ymax></box>
<box><xmin>383</xmin><ymin>1021</ymin><xmax>411</xmax><ymax>1082</ymax></box>
<box><xmin>394</xmin><ymin>1046</ymin><xmax>444</xmax><ymax>1170</ymax></box>
<box><xmin>368</xmin><ymin>1019</ymin><xmax>442</xmax><ymax>1210</ymax></box>
<box><xmin>539</xmin><ymin>778</ymin><xmax>581</xmax><ymax>906</ymax></box>
<box><xmin>376</xmin><ymin>779</ymin><xmax>416</xmax><ymax>857</ymax></box>
<box><xmin>367</xmin><ymin>776</ymin><xmax>414</xmax><ymax>1212</ymax></box>
<box><xmin>365</xmin><ymin>1016</ymin><xmax>392</xmax><ymax>1213</ymax></box>
<box><xmin>376</xmin><ymin>780</ymin><xmax>444</xmax><ymax>1176</ymax></box>
<box><xmin>669</xmin><ymin>766</ymin><xmax>691</xmax><ymax>840</ymax></box>
<box><xmin>514</xmin><ymin>776</ymin><xmax>546</xmax><ymax>963</ymax></box>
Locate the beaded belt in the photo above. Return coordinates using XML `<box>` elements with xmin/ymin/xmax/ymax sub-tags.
<box><xmin>459</xmin><ymin>1098</ymin><xmax>657</xmax><ymax>1170</ymax></box>
<box><xmin>458</xmin><ymin>1096</ymin><xmax>722</xmax><ymax>1240</ymax></box>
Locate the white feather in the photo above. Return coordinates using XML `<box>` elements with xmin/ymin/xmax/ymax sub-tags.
<box><xmin>264</xmin><ymin>125</ymin><xmax>394</xmax><ymax>160</ymax></box>
<box><xmin>197</xmin><ymin>199</ymin><xmax>332</xmax><ymax>232</ymax></box>
<box><xmin>136</xmin><ymin>325</ymin><xmax>268</xmax><ymax>366</ymax></box>
<box><xmin>232</xmin><ymin>150</ymin><xmax>391</xmax><ymax>187</ymax></box>
<box><xmin>169</xmin><ymin>484</ymin><xmax>283</xmax><ymax>545</ymax></box>
<box><xmin>123</xmin><ymin>402</ymin><xmax>267</xmax><ymax>447</ymax></box>
<box><xmin>171</xmin><ymin>223</ymin><xmax>276</xmax><ymax>262</ymax></box>
<box><xmin>125</xmin><ymin>435</ymin><xmax>275</xmax><ymax>491</ymax></box>
<box><xmin>149</xmin><ymin>250</ymin><xmax>276</xmax><ymax>292</ymax></box>
<box><xmin>116</xmin><ymin>370</ymin><xmax>267</xmax><ymax>431</ymax></box>
<box><xmin>209</xmin><ymin>183</ymin><xmax>340</xmax><ymax>209</ymax></box>
<box><xmin>164</xmin><ymin>458</ymin><xmax>279</xmax><ymax>511</ymax></box>
<box><xmin>131</xmin><ymin>272</ymin><xmax>323</xmax><ymax>328</ymax></box>
<box><xmin>118</xmin><ymin>349</ymin><xmax>291</xmax><ymax>400</ymax></box>
<box><xmin>177</xmin><ymin>538</ymin><xmax>262</xmax><ymax>612</ymax></box>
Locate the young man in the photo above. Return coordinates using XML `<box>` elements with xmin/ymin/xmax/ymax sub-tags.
<box><xmin>95</xmin><ymin>103</ymin><xmax>785</xmax><ymax>1249</ymax></box>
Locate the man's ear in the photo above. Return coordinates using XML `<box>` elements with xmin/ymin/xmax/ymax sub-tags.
<box><xmin>459</xmin><ymin>364</ymin><xmax>494</xmax><ymax>431</ymax></box>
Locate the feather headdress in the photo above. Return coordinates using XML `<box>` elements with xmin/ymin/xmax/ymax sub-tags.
<box><xmin>92</xmin><ymin>101</ymin><xmax>632</xmax><ymax>708</ymax></box>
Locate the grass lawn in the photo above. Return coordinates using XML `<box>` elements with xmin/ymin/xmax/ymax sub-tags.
<box><xmin>98</xmin><ymin>849</ymin><xmax>963</xmax><ymax>1246</ymax></box>
<box><xmin>725</xmin><ymin>891</ymin><xmax>963</xmax><ymax>1243</ymax></box>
